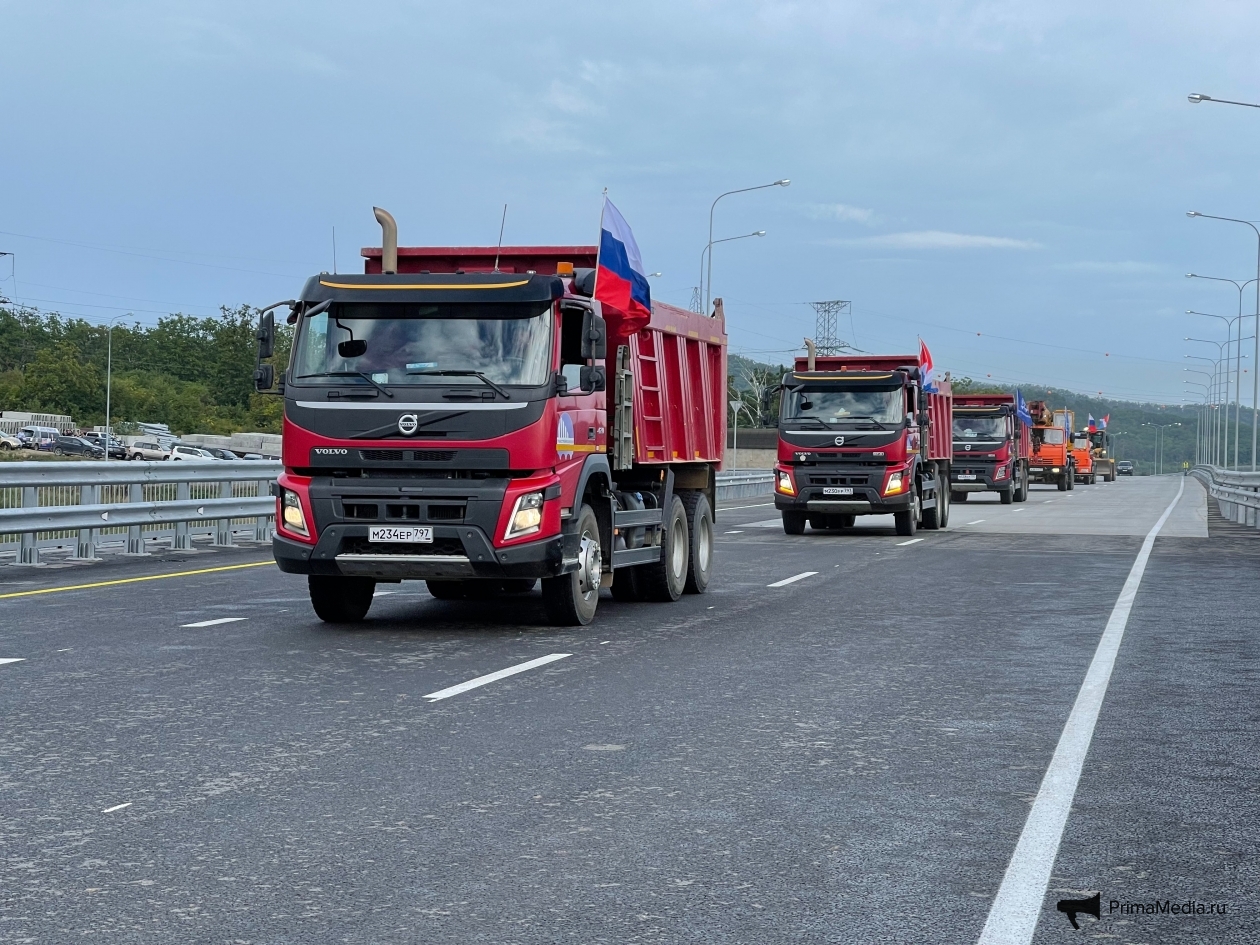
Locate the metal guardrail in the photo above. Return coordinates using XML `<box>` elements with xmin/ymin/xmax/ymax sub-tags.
<box><xmin>716</xmin><ymin>469</ymin><xmax>773</xmax><ymax>501</ymax></box>
<box><xmin>1191</xmin><ymin>465</ymin><xmax>1260</xmax><ymax>528</ymax></box>
<box><xmin>0</xmin><ymin>461</ymin><xmax>281</xmax><ymax>565</ymax></box>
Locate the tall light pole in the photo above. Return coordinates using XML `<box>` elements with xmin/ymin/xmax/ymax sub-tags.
<box><xmin>1183</xmin><ymin>388</ymin><xmax>1208</xmax><ymax>463</ymax></box>
<box><xmin>704</xmin><ymin>179</ymin><xmax>789</xmax><ymax>314</ymax></box>
<box><xmin>729</xmin><ymin>399</ymin><xmax>748</xmax><ymax>471</ymax></box>
<box><xmin>1185</xmin><ymin>354</ymin><xmax>1229</xmax><ymax>465</ymax></box>
<box><xmin>1186</xmin><ymin>274</ymin><xmax>1256</xmax><ymax>462</ymax></box>
<box><xmin>1186</xmin><ymin>309</ymin><xmax>1249</xmax><ymax>467</ymax></box>
<box><xmin>1143</xmin><ymin>422</ymin><xmax>1182</xmax><ymax>475</ymax></box>
<box><xmin>1186</xmin><ymin>211</ymin><xmax>1260</xmax><ymax>469</ymax></box>
<box><xmin>700</xmin><ymin>230</ymin><xmax>766</xmax><ymax>309</ymax></box>
<box><xmin>103</xmin><ymin>314</ymin><xmax>130</xmax><ymax>463</ymax></box>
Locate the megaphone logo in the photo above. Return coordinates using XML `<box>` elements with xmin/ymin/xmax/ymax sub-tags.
<box><xmin>1056</xmin><ymin>892</ymin><xmax>1101</xmax><ymax>929</ymax></box>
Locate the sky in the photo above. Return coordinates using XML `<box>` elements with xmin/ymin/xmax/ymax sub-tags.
<box><xmin>3</xmin><ymin>1</ymin><xmax>1260</xmax><ymax>404</ymax></box>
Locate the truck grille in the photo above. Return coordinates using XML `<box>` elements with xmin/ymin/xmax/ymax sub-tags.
<box><xmin>808</xmin><ymin>474</ymin><xmax>870</xmax><ymax>486</ymax></box>
<box><xmin>358</xmin><ymin>449</ymin><xmax>458</xmax><ymax>463</ymax></box>
<box><xmin>335</xmin><ymin>499</ymin><xmax>467</xmax><ymax>522</ymax></box>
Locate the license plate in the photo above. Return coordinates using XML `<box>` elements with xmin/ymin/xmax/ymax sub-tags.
<box><xmin>957</xmin><ymin>474</ymin><xmax>977</xmax><ymax>480</ymax></box>
<box><xmin>369</xmin><ymin>526</ymin><xmax>433</xmax><ymax>543</ymax></box>
<box><xmin>823</xmin><ymin>487</ymin><xmax>854</xmax><ymax>496</ymax></box>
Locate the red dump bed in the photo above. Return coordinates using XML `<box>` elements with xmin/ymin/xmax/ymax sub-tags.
<box><xmin>793</xmin><ymin>353</ymin><xmax>952</xmax><ymax>461</ymax></box>
<box><xmin>360</xmin><ymin>243</ymin><xmax>727</xmax><ymax>470</ymax></box>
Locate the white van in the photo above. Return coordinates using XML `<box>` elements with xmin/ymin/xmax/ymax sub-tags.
<box><xmin>19</xmin><ymin>426</ymin><xmax>61</xmax><ymax>451</ymax></box>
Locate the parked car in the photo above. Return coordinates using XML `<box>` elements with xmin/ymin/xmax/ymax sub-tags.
<box><xmin>81</xmin><ymin>432</ymin><xmax>128</xmax><ymax>459</ymax></box>
<box><xmin>52</xmin><ymin>435</ymin><xmax>105</xmax><ymax>458</ymax></box>
<box><xmin>202</xmin><ymin>447</ymin><xmax>241</xmax><ymax>460</ymax></box>
<box><xmin>19</xmin><ymin>425</ymin><xmax>61</xmax><ymax>450</ymax></box>
<box><xmin>0</xmin><ymin>432</ymin><xmax>21</xmax><ymax>451</ymax></box>
<box><xmin>170</xmin><ymin>445</ymin><xmax>216</xmax><ymax>462</ymax></box>
<box><xmin>1117</xmin><ymin>460</ymin><xmax>1134</xmax><ymax>476</ymax></box>
<box><xmin>238</xmin><ymin>453</ymin><xmax>265</xmax><ymax>461</ymax></box>
<box><xmin>128</xmin><ymin>440</ymin><xmax>171</xmax><ymax>461</ymax></box>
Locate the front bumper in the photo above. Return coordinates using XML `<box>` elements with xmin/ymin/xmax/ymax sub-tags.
<box><xmin>274</xmin><ymin>525</ymin><xmax>569</xmax><ymax>580</ymax></box>
<box><xmin>1027</xmin><ymin>464</ymin><xmax>1065</xmax><ymax>482</ymax></box>
<box><xmin>950</xmin><ymin>463</ymin><xmax>1008</xmax><ymax>492</ymax></box>
<box><xmin>773</xmin><ymin>482</ymin><xmax>914</xmax><ymax>516</ymax></box>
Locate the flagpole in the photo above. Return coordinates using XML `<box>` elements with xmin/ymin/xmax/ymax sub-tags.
<box><xmin>591</xmin><ymin>188</ymin><xmax>608</xmax><ymax>299</ymax></box>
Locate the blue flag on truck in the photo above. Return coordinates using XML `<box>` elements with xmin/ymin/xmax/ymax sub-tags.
<box><xmin>1016</xmin><ymin>389</ymin><xmax>1033</xmax><ymax>426</ymax></box>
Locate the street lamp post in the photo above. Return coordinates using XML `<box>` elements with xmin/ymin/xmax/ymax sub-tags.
<box><xmin>103</xmin><ymin>315</ymin><xmax>130</xmax><ymax>463</ymax></box>
<box><xmin>729</xmin><ymin>399</ymin><xmax>748</xmax><ymax>471</ymax></box>
<box><xmin>704</xmin><ymin>179</ymin><xmax>789</xmax><ymax>314</ymax></box>
<box><xmin>1186</xmin><ymin>275</ymin><xmax>1256</xmax><ymax>464</ymax></box>
<box><xmin>1143</xmin><ymin>422</ymin><xmax>1182</xmax><ymax>475</ymax></box>
<box><xmin>700</xmin><ymin>230</ymin><xmax>766</xmax><ymax>311</ymax></box>
<box><xmin>1185</xmin><ymin>355</ymin><xmax>1231</xmax><ymax>465</ymax></box>
<box><xmin>1186</xmin><ymin>306</ymin><xmax>1250</xmax><ymax>467</ymax></box>
<box><xmin>1185</xmin><ymin>212</ymin><xmax>1260</xmax><ymax>469</ymax></box>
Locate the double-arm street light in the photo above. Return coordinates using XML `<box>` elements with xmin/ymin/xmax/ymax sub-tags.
<box><xmin>700</xmin><ymin>230</ymin><xmax>766</xmax><ymax>311</ymax></box>
<box><xmin>1184</xmin><ymin>373</ymin><xmax>1215</xmax><ymax>463</ymax></box>
<box><xmin>1185</xmin><ymin>210</ymin><xmax>1260</xmax><ymax>469</ymax></box>
<box><xmin>704</xmin><ymin>179</ymin><xmax>789</xmax><ymax>314</ymax></box>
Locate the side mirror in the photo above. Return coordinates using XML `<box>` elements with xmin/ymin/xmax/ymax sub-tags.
<box><xmin>579</xmin><ymin>364</ymin><xmax>606</xmax><ymax>393</ymax></box>
<box><xmin>580</xmin><ymin>309</ymin><xmax>607</xmax><ymax>360</ymax></box>
<box><xmin>254</xmin><ymin>363</ymin><xmax>275</xmax><ymax>392</ymax></box>
<box><xmin>256</xmin><ymin>311</ymin><xmax>275</xmax><ymax>360</ymax></box>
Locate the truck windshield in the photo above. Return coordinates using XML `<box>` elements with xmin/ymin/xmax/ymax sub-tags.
<box><xmin>292</xmin><ymin>302</ymin><xmax>554</xmax><ymax>387</ymax></box>
<box><xmin>953</xmin><ymin>416</ymin><xmax>1007</xmax><ymax>440</ymax></box>
<box><xmin>783</xmin><ymin>387</ymin><xmax>902</xmax><ymax>427</ymax></box>
<box><xmin>1034</xmin><ymin>428</ymin><xmax>1065</xmax><ymax>445</ymax></box>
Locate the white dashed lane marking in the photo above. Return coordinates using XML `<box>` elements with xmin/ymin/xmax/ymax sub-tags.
<box><xmin>0</xmin><ymin>658</ymin><xmax>25</xmax><ymax>666</ymax></box>
<box><xmin>896</xmin><ymin>538</ymin><xmax>924</xmax><ymax>546</ymax></box>
<box><xmin>767</xmin><ymin>571</ymin><xmax>818</xmax><ymax>588</ymax></box>
<box><xmin>424</xmin><ymin>653</ymin><xmax>572</xmax><ymax>702</ymax></box>
<box><xmin>181</xmin><ymin>617</ymin><xmax>248</xmax><ymax>628</ymax></box>
<box><xmin>101</xmin><ymin>803</ymin><xmax>132</xmax><ymax>814</ymax></box>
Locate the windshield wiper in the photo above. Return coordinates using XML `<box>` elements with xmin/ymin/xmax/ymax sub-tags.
<box><xmin>296</xmin><ymin>371</ymin><xmax>394</xmax><ymax>398</ymax></box>
<box><xmin>407</xmin><ymin>370</ymin><xmax>509</xmax><ymax>400</ymax></box>
<box><xmin>837</xmin><ymin>415</ymin><xmax>887</xmax><ymax>429</ymax></box>
<box><xmin>786</xmin><ymin>416</ymin><xmax>833</xmax><ymax>429</ymax></box>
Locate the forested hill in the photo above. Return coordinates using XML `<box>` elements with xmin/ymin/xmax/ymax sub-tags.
<box><xmin>0</xmin><ymin>304</ymin><xmax>290</xmax><ymax>434</ymax></box>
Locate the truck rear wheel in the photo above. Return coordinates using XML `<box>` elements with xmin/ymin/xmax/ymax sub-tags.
<box><xmin>681</xmin><ymin>492</ymin><xmax>712</xmax><ymax>594</ymax></box>
<box><xmin>894</xmin><ymin>488</ymin><xmax>919</xmax><ymax>537</ymax></box>
<box><xmin>1015</xmin><ymin>466</ymin><xmax>1029</xmax><ymax>502</ymax></box>
<box><xmin>641</xmin><ymin>495</ymin><xmax>689</xmax><ymax>602</ymax></box>
<box><xmin>309</xmin><ymin>575</ymin><xmax>375</xmax><ymax>623</ymax></box>
<box><xmin>782</xmin><ymin>510</ymin><xmax>806</xmax><ymax>535</ymax></box>
<box><xmin>923</xmin><ymin>481</ymin><xmax>948</xmax><ymax>530</ymax></box>
<box><xmin>542</xmin><ymin>504</ymin><xmax>602</xmax><ymax>626</ymax></box>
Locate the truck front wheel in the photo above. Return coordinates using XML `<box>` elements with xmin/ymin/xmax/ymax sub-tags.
<box><xmin>681</xmin><ymin>491</ymin><xmax>713</xmax><ymax>594</ymax></box>
<box><xmin>894</xmin><ymin>488</ymin><xmax>920</xmax><ymax>537</ymax></box>
<box><xmin>1058</xmin><ymin>472</ymin><xmax>1069</xmax><ymax>491</ymax></box>
<box><xmin>542</xmin><ymin>504</ymin><xmax>602</xmax><ymax>626</ymax></box>
<box><xmin>309</xmin><ymin>575</ymin><xmax>375</xmax><ymax>623</ymax></box>
<box><xmin>782</xmin><ymin>510</ymin><xmax>806</xmax><ymax>535</ymax></box>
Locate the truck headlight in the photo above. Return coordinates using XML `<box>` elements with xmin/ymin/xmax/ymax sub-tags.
<box><xmin>776</xmin><ymin>470</ymin><xmax>795</xmax><ymax>495</ymax></box>
<box><xmin>884</xmin><ymin>471</ymin><xmax>905</xmax><ymax>496</ymax></box>
<box><xmin>281</xmin><ymin>489</ymin><xmax>308</xmax><ymax>537</ymax></box>
<box><xmin>505</xmin><ymin>491</ymin><xmax>544</xmax><ymax>540</ymax></box>
<box><xmin>995</xmin><ymin>464</ymin><xmax>1008</xmax><ymax>480</ymax></box>
<box><xmin>1051</xmin><ymin>467</ymin><xmax>1060</xmax><ymax>473</ymax></box>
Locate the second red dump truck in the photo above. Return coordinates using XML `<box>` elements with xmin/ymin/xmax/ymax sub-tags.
<box><xmin>255</xmin><ymin>209</ymin><xmax>727</xmax><ymax>627</ymax></box>
<box><xmin>771</xmin><ymin>351</ymin><xmax>953</xmax><ymax>536</ymax></box>
<box><xmin>950</xmin><ymin>393</ymin><xmax>1031</xmax><ymax>504</ymax></box>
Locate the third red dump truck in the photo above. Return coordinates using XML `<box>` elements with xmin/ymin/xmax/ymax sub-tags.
<box><xmin>771</xmin><ymin>350</ymin><xmax>952</xmax><ymax>537</ymax></box>
<box><xmin>255</xmin><ymin>208</ymin><xmax>727</xmax><ymax>627</ymax></box>
<box><xmin>950</xmin><ymin>393</ymin><xmax>1031</xmax><ymax>504</ymax></box>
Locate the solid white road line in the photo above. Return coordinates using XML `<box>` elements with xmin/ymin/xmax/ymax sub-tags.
<box><xmin>767</xmin><ymin>571</ymin><xmax>818</xmax><ymax>588</ymax></box>
<box><xmin>895</xmin><ymin>538</ymin><xmax>924</xmax><ymax>546</ymax></box>
<box><xmin>180</xmin><ymin>617</ymin><xmax>248</xmax><ymax>628</ymax></box>
<box><xmin>965</xmin><ymin>519</ymin><xmax>986</xmax><ymax>525</ymax></box>
<box><xmin>424</xmin><ymin>653</ymin><xmax>571</xmax><ymax>702</ymax></box>
<box><xmin>101</xmin><ymin>802</ymin><xmax>132</xmax><ymax>814</ymax></box>
<box><xmin>724</xmin><ymin>530</ymin><xmax>744</xmax><ymax>534</ymax></box>
<box><xmin>976</xmin><ymin>478</ymin><xmax>1185</xmax><ymax>945</ymax></box>
<box><xmin>0</xmin><ymin>658</ymin><xmax>25</xmax><ymax>666</ymax></box>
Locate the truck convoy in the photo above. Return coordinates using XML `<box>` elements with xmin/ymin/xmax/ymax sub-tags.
<box><xmin>949</xmin><ymin>393</ymin><xmax>1031</xmax><ymax>504</ymax></box>
<box><xmin>255</xmin><ymin>208</ymin><xmax>727</xmax><ymax>627</ymax></box>
<box><xmin>771</xmin><ymin>351</ymin><xmax>952</xmax><ymax>537</ymax></box>
<box><xmin>1026</xmin><ymin>401</ymin><xmax>1074</xmax><ymax>491</ymax></box>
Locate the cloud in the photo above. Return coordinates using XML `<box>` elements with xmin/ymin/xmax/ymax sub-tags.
<box><xmin>843</xmin><ymin>230</ymin><xmax>1041</xmax><ymax>250</ymax></box>
<box><xmin>808</xmin><ymin>203</ymin><xmax>875</xmax><ymax>224</ymax></box>
<box><xmin>1054</xmin><ymin>260</ymin><xmax>1160</xmax><ymax>274</ymax></box>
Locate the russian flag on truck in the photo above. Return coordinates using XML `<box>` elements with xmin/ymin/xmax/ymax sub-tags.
<box><xmin>594</xmin><ymin>197</ymin><xmax>652</xmax><ymax>319</ymax></box>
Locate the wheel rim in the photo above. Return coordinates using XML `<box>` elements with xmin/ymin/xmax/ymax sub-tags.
<box><xmin>670</xmin><ymin>517</ymin><xmax>686</xmax><ymax>576</ymax></box>
<box><xmin>577</xmin><ymin>528</ymin><xmax>601</xmax><ymax>599</ymax></box>
<box><xmin>696</xmin><ymin>514</ymin><xmax>712</xmax><ymax>573</ymax></box>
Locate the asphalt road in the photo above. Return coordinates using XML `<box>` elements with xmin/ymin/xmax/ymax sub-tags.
<box><xmin>1</xmin><ymin>475</ymin><xmax>1255</xmax><ymax>944</ymax></box>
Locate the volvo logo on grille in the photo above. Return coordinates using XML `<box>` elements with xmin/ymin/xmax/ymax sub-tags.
<box><xmin>965</xmin><ymin>444</ymin><xmax>972</xmax><ymax>451</ymax></box>
<box><xmin>398</xmin><ymin>414</ymin><xmax>419</xmax><ymax>436</ymax></box>
<box><xmin>834</xmin><ymin>436</ymin><xmax>845</xmax><ymax>446</ymax></box>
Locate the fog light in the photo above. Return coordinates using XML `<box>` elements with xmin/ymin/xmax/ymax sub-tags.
<box><xmin>884</xmin><ymin>471</ymin><xmax>905</xmax><ymax>496</ymax></box>
<box><xmin>281</xmin><ymin>489</ymin><xmax>308</xmax><ymax>537</ymax></box>
<box><xmin>505</xmin><ymin>491</ymin><xmax>545</xmax><ymax>540</ymax></box>
<box><xmin>776</xmin><ymin>470</ymin><xmax>795</xmax><ymax>495</ymax></box>
<box><xmin>1051</xmin><ymin>467</ymin><xmax>1060</xmax><ymax>473</ymax></box>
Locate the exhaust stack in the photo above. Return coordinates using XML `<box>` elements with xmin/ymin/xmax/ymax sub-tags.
<box><xmin>804</xmin><ymin>338</ymin><xmax>817</xmax><ymax>371</ymax></box>
<box><xmin>373</xmin><ymin>206</ymin><xmax>398</xmax><ymax>275</ymax></box>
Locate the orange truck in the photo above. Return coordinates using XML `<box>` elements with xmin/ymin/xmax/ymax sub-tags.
<box><xmin>1071</xmin><ymin>430</ymin><xmax>1096</xmax><ymax>485</ymax></box>
<box><xmin>1026</xmin><ymin>402</ymin><xmax>1074</xmax><ymax>491</ymax></box>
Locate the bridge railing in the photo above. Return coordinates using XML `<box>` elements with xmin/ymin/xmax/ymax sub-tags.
<box><xmin>1191</xmin><ymin>465</ymin><xmax>1260</xmax><ymax>529</ymax></box>
<box><xmin>715</xmin><ymin>469</ymin><xmax>773</xmax><ymax>501</ymax></box>
<box><xmin>0</xmin><ymin>461</ymin><xmax>281</xmax><ymax>565</ymax></box>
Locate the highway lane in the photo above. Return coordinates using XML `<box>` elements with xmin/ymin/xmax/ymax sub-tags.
<box><xmin>1</xmin><ymin>477</ymin><xmax>1254</xmax><ymax>943</ymax></box>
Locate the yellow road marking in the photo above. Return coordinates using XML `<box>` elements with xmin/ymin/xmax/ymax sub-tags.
<box><xmin>0</xmin><ymin>560</ymin><xmax>275</xmax><ymax>600</ymax></box>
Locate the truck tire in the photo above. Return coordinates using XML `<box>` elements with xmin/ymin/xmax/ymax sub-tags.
<box><xmin>542</xmin><ymin>504</ymin><xmax>602</xmax><ymax>626</ymax></box>
<box><xmin>309</xmin><ymin>575</ymin><xmax>375</xmax><ymax>623</ymax></box>
<box><xmin>782</xmin><ymin>510</ymin><xmax>806</xmax><ymax>535</ymax></box>
<box><xmin>681</xmin><ymin>491</ymin><xmax>713</xmax><ymax>594</ymax></box>
<box><xmin>894</xmin><ymin>487</ymin><xmax>919</xmax><ymax>537</ymax></box>
<box><xmin>923</xmin><ymin>476</ymin><xmax>949</xmax><ymax>530</ymax></box>
<box><xmin>999</xmin><ymin>485</ymin><xmax>1013</xmax><ymax>504</ymax></box>
<box><xmin>1058</xmin><ymin>472</ymin><xmax>1069</xmax><ymax>491</ymax></box>
<box><xmin>1016</xmin><ymin>466</ymin><xmax>1029</xmax><ymax>502</ymax></box>
<box><xmin>641</xmin><ymin>494</ymin><xmax>689</xmax><ymax>602</ymax></box>
<box><xmin>1067</xmin><ymin>470</ymin><xmax>1075</xmax><ymax>490</ymax></box>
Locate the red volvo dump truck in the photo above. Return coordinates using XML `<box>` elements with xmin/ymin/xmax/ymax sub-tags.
<box><xmin>254</xmin><ymin>209</ymin><xmax>727</xmax><ymax>627</ymax></box>
<box><xmin>950</xmin><ymin>393</ymin><xmax>1031</xmax><ymax>504</ymax></box>
<box><xmin>771</xmin><ymin>351</ymin><xmax>952</xmax><ymax>537</ymax></box>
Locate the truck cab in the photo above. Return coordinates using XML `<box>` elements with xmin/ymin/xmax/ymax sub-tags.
<box><xmin>1026</xmin><ymin>401</ymin><xmax>1074</xmax><ymax>491</ymax></box>
<box><xmin>1071</xmin><ymin>433</ymin><xmax>1096</xmax><ymax>484</ymax></box>
<box><xmin>950</xmin><ymin>394</ymin><xmax>1030</xmax><ymax>504</ymax></box>
<box><xmin>771</xmin><ymin>353</ymin><xmax>951</xmax><ymax>537</ymax></box>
